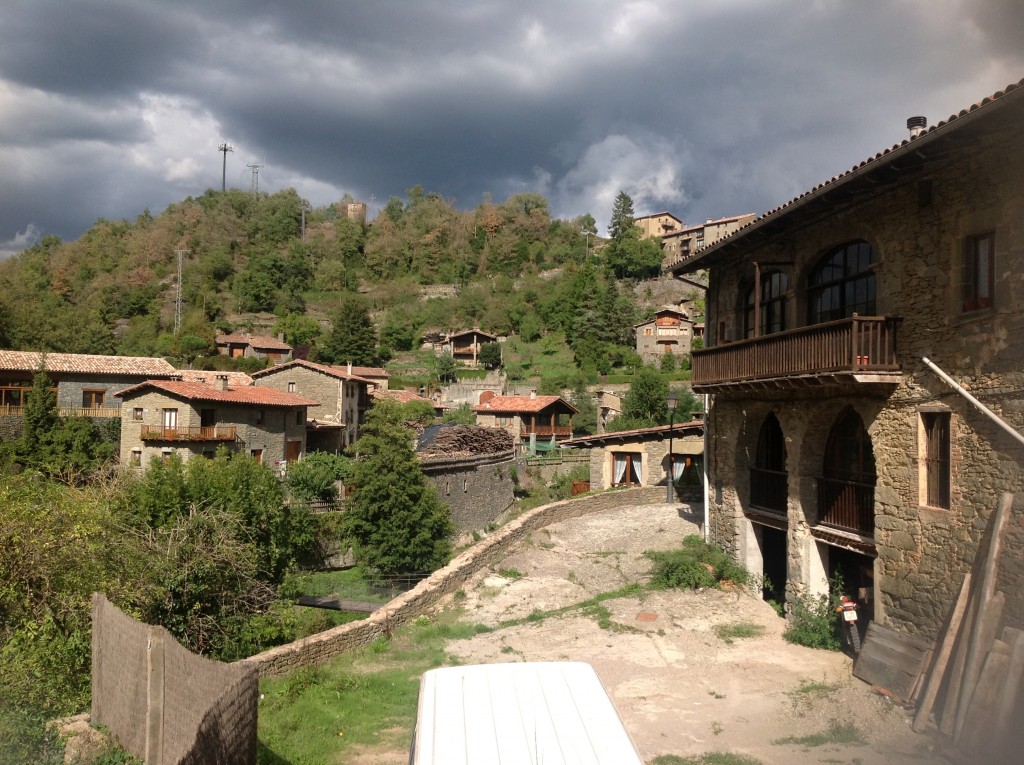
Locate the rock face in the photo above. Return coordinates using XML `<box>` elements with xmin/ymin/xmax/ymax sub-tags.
<box><xmin>47</xmin><ymin>714</ymin><xmax>112</xmax><ymax>765</ymax></box>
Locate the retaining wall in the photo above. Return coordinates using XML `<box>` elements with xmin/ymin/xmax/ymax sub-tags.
<box><xmin>249</xmin><ymin>486</ymin><xmax>666</xmax><ymax>676</ymax></box>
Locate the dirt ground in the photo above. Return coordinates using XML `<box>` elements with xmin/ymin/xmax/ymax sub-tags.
<box><xmin>355</xmin><ymin>501</ymin><xmax>955</xmax><ymax>764</ymax></box>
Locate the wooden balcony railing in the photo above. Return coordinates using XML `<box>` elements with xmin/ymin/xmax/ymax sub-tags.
<box><xmin>817</xmin><ymin>476</ymin><xmax>875</xmax><ymax>536</ymax></box>
<box><xmin>749</xmin><ymin>467</ymin><xmax>788</xmax><ymax>514</ymax></box>
<box><xmin>528</xmin><ymin>425</ymin><xmax>573</xmax><ymax>438</ymax></box>
<box><xmin>0</xmin><ymin>405</ymin><xmax>121</xmax><ymax>418</ymax></box>
<box><xmin>692</xmin><ymin>316</ymin><xmax>900</xmax><ymax>390</ymax></box>
<box><xmin>140</xmin><ymin>425</ymin><xmax>237</xmax><ymax>442</ymax></box>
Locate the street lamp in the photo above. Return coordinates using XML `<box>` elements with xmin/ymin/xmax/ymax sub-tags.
<box><xmin>666</xmin><ymin>393</ymin><xmax>678</xmax><ymax>503</ymax></box>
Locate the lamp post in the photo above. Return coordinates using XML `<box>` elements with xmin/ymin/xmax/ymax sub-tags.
<box><xmin>666</xmin><ymin>393</ymin><xmax>678</xmax><ymax>503</ymax></box>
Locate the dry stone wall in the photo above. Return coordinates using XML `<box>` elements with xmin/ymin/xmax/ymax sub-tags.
<box><xmin>249</xmin><ymin>486</ymin><xmax>666</xmax><ymax>676</ymax></box>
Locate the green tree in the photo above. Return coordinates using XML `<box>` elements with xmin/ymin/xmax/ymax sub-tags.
<box><xmin>569</xmin><ymin>381</ymin><xmax>598</xmax><ymax>436</ymax></box>
<box><xmin>319</xmin><ymin>294</ymin><xmax>380</xmax><ymax>366</ymax></box>
<box><xmin>274</xmin><ymin>313</ymin><xmax>322</xmax><ymax>347</ymax></box>
<box><xmin>478</xmin><ymin>342</ymin><xmax>502</xmax><ymax>370</ymax></box>
<box><xmin>442</xmin><ymin>403</ymin><xmax>476</xmax><ymax>425</ymax></box>
<box><xmin>19</xmin><ymin>366</ymin><xmax>58</xmax><ymax>457</ymax></box>
<box><xmin>343</xmin><ymin>400</ymin><xmax>453</xmax><ymax>574</ymax></box>
<box><xmin>286</xmin><ymin>451</ymin><xmax>349</xmax><ymax>502</ymax></box>
<box><xmin>612</xmin><ymin>366</ymin><xmax>670</xmax><ymax>430</ymax></box>
<box><xmin>607</xmin><ymin>190</ymin><xmax>635</xmax><ymax>243</ymax></box>
<box><xmin>434</xmin><ymin>349</ymin><xmax>457</xmax><ymax>383</ymax></box>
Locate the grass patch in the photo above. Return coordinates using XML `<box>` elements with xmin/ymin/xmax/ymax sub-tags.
<box><xmin>497</xmin><ymin>584</ymin><xmax>645</xmax><ymax>630</ymax></box>
<box><xmin>645</xmin><ymin>536</ymin><xmax>749</xmax><ymax>590</ymax></box>
<box><xmin>498</xmin><ymin>567</ymin><xmax>524</xmax><ymax>580</ymax></box>
<box><xmin>652</xmin><ymin>754</ymin><xmax>763</xmax><ymax>765</ymax></box>
<box><xmin>714</xmin><ymin>622</ymin><xmax>765</xmax><ymax>644</ymax></box>
<box><xmin>790</xmin><ymin>679</ymin><xmax>841</xmax><ymax>696</ymax></box>
<box><xmin>289</xmin><ymin>567</ymin><xmax>396</xmax><ymax>605</ymax></box>
<box><xmin>774</xmin><ymin>721</ymin><xmax>866</xmax><ymax>748</ymax></box>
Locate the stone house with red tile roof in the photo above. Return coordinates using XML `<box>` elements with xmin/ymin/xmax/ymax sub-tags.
<box><xmin>250</xmin><ymin>359</ymin><xmax>373</xmax><ymax>450</ymax></box>
<box><xmin>473</xmin><ymin>394</ymin><xmax>577</xmax><ymax>452</ymax></box>
<box><xmin>635</xmin><ymin>305</ymin><xmax>694</xmax><ymax>365</ymax></box>
<box><xmin>0</xmin><ymin>351</ymin><xmax>177</xmax><ymax>424</ymax></box>
<box><xmin>215</xmin><ymin>333</ymin><xmax>293</xmax><ymax>363</ymax></box>
<box><xmin>670</xmin><ymin>78</ymin><xmax>1024</xmax><ymax>638</ymax></box>
<box><xmin>633</xmin><ymin>212</ymin><xmax>683</xmax><ymax>239</ymax></box>
<box><xmin>116</xmin><ymin>376</ymin><xmax>316</xmax><ymax>469</ymax></box>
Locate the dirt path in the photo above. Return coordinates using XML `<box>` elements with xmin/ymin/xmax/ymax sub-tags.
<box><xmin>436</xmin><ymin>502</ymin><xmax>950</xmax><ymax>765</ymax></box>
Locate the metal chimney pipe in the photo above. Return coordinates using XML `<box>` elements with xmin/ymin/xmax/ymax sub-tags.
<box><xmin>907</xmin><ymin>116</ymin><xmax>928</xmax><ymax>139</ymax></box>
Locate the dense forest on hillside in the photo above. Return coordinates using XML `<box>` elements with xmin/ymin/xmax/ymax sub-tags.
<box><xmin>0</xmin><ymin>185</ymin><xmax>680</xmax><ymax>377</ymax></box>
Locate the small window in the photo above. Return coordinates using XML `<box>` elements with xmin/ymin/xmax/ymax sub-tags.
<box><xmin>256</xmin><ymin>410</ymin><xmax>266</xmax><ymax>425</ymax></box>
<box><xmin>132</xmin><ymin>407</ymin><xmax>144</xmax><ymax>421</ymax></box>
<box><xmin>644</xmin><ymin>327</ymin><xmax>653</xmax><ymax>336</ymax></box>
<box><xmin>130</xmin><ymin>450</ymin><xmax>142</xmax><ymax>466</ymax></box>
<box><xmin>250</xmin><ymin>448</ymin><xmax>263</xmax><ymax>464</ymax></box>
<box><xmin>160</xmin><ymin>449</ymin><xmax>173</xmax><ymax>463</ymax></box>
<box><xmin>82</xmin><ymin>390</ymin><xmax>105</xmax><ymax>408</ymax></box>
<box><xmin>296</xmin><ymin>410</ymin><xmax>304</xmax><ymax>425</ymax></box>
<box><xmin>287</xmin><ymin>382</ymin><xmax>297</xmax><ymax>393</ymax></box>
<box><xmin>202</xmin><ymin>450</ymin><xmax>215</xmax><ymax>460</ymax></box>
<box><xmin>463</xmin><ymin>479</ymin><xmax>468</xmax><ymax>493</ymax></box>
<box><xmin>963</xmin><ymin>233</ymin><xmax>994</xmax><ymax>312</ymax></box>
<box><xmin>921</xmin><ymin>412</ymin><xmax>951</xmax><ymax>509</ymax></box>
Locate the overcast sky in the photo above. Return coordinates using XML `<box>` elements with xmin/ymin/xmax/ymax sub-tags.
<box><xmin>1</xmin><ymin>1</ymin><xmax>1022</xmax><ymax>257</ymax></box>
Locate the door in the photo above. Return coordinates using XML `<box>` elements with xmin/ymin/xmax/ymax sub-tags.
<box><xmin>162</xmin><ymin>408</ymin><xmax>178</xmax><ymax>438</ymax></box>
<box><xmin>286</xmin><ymin>440</ymin><xmax>301</xmax><ymax>463</ymax></box>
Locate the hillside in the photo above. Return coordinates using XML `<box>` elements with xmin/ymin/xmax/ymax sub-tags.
<box><xmin>0</xmin><ymin>186</ymin><xmax>702</xmax><ymax>383</ymax></box>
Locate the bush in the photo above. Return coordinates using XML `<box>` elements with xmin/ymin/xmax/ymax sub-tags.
<box><xmin>287</xmin><ymin>452</ymin><xmax>349</xmax><ymax>502</ymax></box>
<box><xmin>645</xmin><ymin>535</ymin><xmax>749</xmax><ymax>590</ymax></box>
<box><xmin>783</xmin><ymin>577</ymin><xmax>844</xmax><ymax>650</ymax></box>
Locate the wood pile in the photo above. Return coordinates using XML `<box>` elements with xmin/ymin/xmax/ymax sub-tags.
<box><xmin>418</xmin><ymin>425</ymin><xmax>514</xmax><ymax>459</ymax></box>
<box><xmin>912</xmin><ymin>492</ymin><xmax>1023</xmax><ymax>762</ymax></box>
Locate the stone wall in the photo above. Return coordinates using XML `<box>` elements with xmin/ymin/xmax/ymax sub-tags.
<box><xmin>421</xmin><ymin>451</ymin><xmax>518</xmax><ymax>534</ymax></box>
<box><xmin>249</xmin><ymin>486</ymin><xmax>666</xmax><ymax>676</ymax></box>
<box><xmin>91</xmin><ymin>594</ymin><xmax>258</xmax><ymax>765</ymax></box>
<box><xmin>701</xmin><ymin>119</ymin><xmax>1024</xmax><ymax>638</ymax></box>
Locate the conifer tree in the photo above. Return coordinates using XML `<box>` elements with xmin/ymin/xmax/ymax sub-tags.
<box><xmin>343</xmin><ymin>400</ymin><xmax>453</xmax><ymax>574</ymax></box>
<box><xmin>319</xmin><ymin>294</ymin><xmax>380</xmax><ymax>366</ymax></box>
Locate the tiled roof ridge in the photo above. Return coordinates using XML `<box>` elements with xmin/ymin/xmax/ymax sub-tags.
<box><xmin>115</xmin><ymin>379</ymin><xmax>319</xmax><ymax>406</ymax></box>
<box><xmin>671</xmin><ymin>77</ymin><xmax>1024</xmax><ymax>263</ymax></box>
<box><xmin>563</xmin><ymin>419</ymin><xmax>705</xmax><ymax>444</ymax></box>
<box><xmin>0</xmin><ymin>350</ymin><xmax>176</xmax><ymax>375</ymax></box>
<box><xmin>249</xmin><ymin>358</ymin><xmax>371</xmax><ymax>383</ymax></box>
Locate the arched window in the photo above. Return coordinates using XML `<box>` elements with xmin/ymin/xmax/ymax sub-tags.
<box><xmin>743</xmin><ymin>271</ymin><xmax>789</xmax><ymax>338</ymax></box>
<box><xmin>750</xmin><ymin>414</ymin><xmax>787</xmax><ymax>513</ymax></box>
<box><xmin>808</xmin><ymin>241</ymin><xmax>876</xmax><ymax>324</ymax></box>
<box><xmin>820</xmin><ymin>408</ymin><xmax>876</xmax><ymax>535</ymax></box>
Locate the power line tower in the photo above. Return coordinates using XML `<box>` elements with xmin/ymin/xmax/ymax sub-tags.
<box><xmin>218</xmin><ymin>143</ymin><xmax>234</xmax><ymax>192</ymax></box>
<box><xmin>247</xmin><ymin>162</ymin><xmax>263</xmax><ymax>197</ymax></box>
<box><xmin>174</xmin><ymin>249</ymin><xmax>189</xmax><ymax>335</ymax></box>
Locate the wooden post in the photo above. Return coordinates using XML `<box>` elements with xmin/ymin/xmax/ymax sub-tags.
<box><xmin>953</xmin><ymin>493</ymin><xmax>1012</xmax><ymax>741</ymax></box>
<box><xmin>913</xmin><ymin>572</ymin><xmax>972</xmax><ymax>732</ymax></box>
<box><xmin>146</xmin><ymin>627</ymin><xmax>165</xmax><ymax>765</ymax></box>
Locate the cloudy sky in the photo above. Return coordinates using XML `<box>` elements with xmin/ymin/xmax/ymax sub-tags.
<box><xmin>1</xmin><ymin>1</ymin><xmax>1022</xmax><ymax>257</ymax></box>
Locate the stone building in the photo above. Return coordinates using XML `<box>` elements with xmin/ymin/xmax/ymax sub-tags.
<box><xmin>563</xmin><ymin>421</ymin><xmax>704</xmax><ymax>495</ymax></box>
<box><xmin>635</xmin><ymin>305</ymin><xmax>694</xmax><ymax>365</ymax></box>
<box><xmin>251</xmin><ymin>359</ymin><xmax>373</xmax><ymax>450</ymax></box>
<box><xmin>116</xmin><ymin>377</ymin><xmax>316</xmax><ymax>469</ymax></box>
<box><xmin>214</xmin><ymin>333</ymin><xmax>293</xmax><ymax>363</ymax></box>
<box><xmin>633</xmin><ymin>211</ymin><xmax>683</xmax><ymax>239</ymax></box>
<box><xmin>670</xmin><ymin>79</ymin><xmax>1024</xmax><ymax>637</ymax></box>
<box><xmin>474</xmin><ymin>394</ymin><xmax>577</xmax><ymax>453</ymax></box>
<box><xmin>661</xmin><ymin>213</ymin><xmax>756</xmax><ymax>266</ymax></box>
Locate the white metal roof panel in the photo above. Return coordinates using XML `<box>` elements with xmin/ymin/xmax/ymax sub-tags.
<box><xmin>411</xmin><ymin>662</ymin><xmax>643</xmax><ymax>765</ymax></box>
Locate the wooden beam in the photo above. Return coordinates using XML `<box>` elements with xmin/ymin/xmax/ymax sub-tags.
<box><xmin>913</xmin><ymin>572</ymin><xmax>972</xmax><ymax>732</ymax></box>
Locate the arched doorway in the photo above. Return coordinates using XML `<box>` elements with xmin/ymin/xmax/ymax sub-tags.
<box><xmin>817</xmin><ymin>407</ymin><xmax>877</xmax><ymax>625</ymax></box>
<box><xmin>748</xmin><ymin>413</ymin><xmax>788</xmax><ymax>605</ymax></box>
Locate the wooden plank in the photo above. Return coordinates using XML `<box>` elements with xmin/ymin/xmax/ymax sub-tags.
<box><xmin>958</xmin><ymin>642</ymin><xmax>1010</xmax><ymax>755</ymax></box>
<box><xmin>953</xmin><ymin>492</ymin><xmax>1012</xmax><ymax>741</ymax></box>
<box><xmin>939</xmin><ymin>594</ymin><xmax>978</xmax><ymax>735</ymax></box>
<box><xmin>992</xmin><ymin>627</ymin><xmax>1024</xmax><ymax>745</ymax></box>
<box><xmin>853</xmin><ymin>622</ymin><xmax>932</xmax><ymax>701</ymax></box>
<box><xmin>913</xmin><ymin>572</ymin><xmax>972</xmax><ymax>732</ymax></box>
<box><xmin>955</xmin><ymin>590</ymin><xmax>1006</xmax><ymax>743</ymax></box>
<box><xmin>297</xmin><ymin>595</ymin><xmax>380</xmax><ymax>613</ymax></box>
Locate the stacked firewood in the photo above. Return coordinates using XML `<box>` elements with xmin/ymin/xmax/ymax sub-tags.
<box><xmin>418</xmin><ymin>425</ymin><xmax>514</xmax><ymax>459</ymax></box>
<box><xmin>912</xmin><ymin>493</ymin><xmax>1024</xmax><ymax>762</ymax></box>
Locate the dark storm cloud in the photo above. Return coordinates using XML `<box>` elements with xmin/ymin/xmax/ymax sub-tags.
<box><xmin>1</xmin><ymin>0</ymin><xmax>1022</xmax><ymax>255</ymax></box>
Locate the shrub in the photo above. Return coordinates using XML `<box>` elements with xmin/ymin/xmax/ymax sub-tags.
<box><xmin>645</xmin><ymin>535</ymin><xmax>749</xmax><ymax>590</ymax></box>
<box><xmin>286</xmin><ymin>452</ymin><xmax>349</xmax><ymax>502</ymax></box>
<box><xmin>783</xmin><ymin>575</ymin><xmax>844</xmax><ymax>650</ymax></box>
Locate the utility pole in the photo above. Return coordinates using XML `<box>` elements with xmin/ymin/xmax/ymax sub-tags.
<box><xmin>174</xmin><ymin>249</ymin><xmax>189</xmax><ymax>335</ymax></box>
<box><xmin>218</xmin><ymin>143</ymin><xmax>233</xmax><ymax>192</ymax></box>
<box><xmin>247</xmin><ymin>162</ymin><xmax>263</xmax><ymax>197</ymax></box>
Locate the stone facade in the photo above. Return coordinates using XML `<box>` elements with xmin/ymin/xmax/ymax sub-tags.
<box><xmin>421</xmin><ymin>451</ymin><xmax>518</xmax><ymax>535</ymax></box>
<box><xmin>680</xmin><ymin>84</ymin><xmax>1024</xmax><ymax>638</ymax></box>
<box><xmin>253</xmin><ymin>362</ymin><xmax>366</xmax><ymax>448</ymax></box>
<box><xmin>118</xmin><ymin>389</ymin><xmax>308</xmax><ymax>469</ymax></box>
<box><xmin>635</xmin><ymin>307</ymin><xmax>694</xmax><ymax>365</ymax></box>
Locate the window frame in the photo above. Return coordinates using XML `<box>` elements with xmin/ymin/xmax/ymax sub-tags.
<box><xmin>807</xmin><ymin>240</ymin><xmax>876</xmax><ymax>325</ymax></box>
<box><xmin>962</xmin><ymin>232</ymin><xmax>995</xmax><ymax>312</ymax></box>
<box><xmin>920</xmin><ymin>410</ymin><xmax>951</xmax><ymax>509</ymax></box>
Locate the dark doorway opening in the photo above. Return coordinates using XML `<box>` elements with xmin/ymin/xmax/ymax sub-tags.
<box><xmin>761</xmin><ymin>525</ymin><xmax>788</xmax><ymax>605</ymax></box>
<box><xmin>828</xmin><ymin>546</ymin><xmax>875</xmax><ymax>638</ymax></box>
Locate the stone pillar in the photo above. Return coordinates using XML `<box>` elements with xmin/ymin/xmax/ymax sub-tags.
<box><xmin>146</xmin><ymin>628</ymin><xmax>165</xmax><ymax>765</ymax></box>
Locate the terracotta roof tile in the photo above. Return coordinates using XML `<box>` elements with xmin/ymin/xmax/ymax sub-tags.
<box><xmin>115</xmin><ymin>379</ymin><xmax>318</xmax><ymax>407</ymax></box>
<box><xmin>0</xmin><ymin>351</ymin><xmax>176</xmax><ymax>376</ymax></box>
<box><xmin>373</xmin><ymin>389</ymin><xmax>433</xmax><ymax>404</ymax></box>
<box><xmin>563</xmin><ymin>420</ymin><xmax>705</xmax><ymax>446</ymax></box>
<box><xmin>474</xmin><ymin>395</ymin><xmax>577</xmax><ymax>414</ymax></box>
<box><xmin>250</xmin><ymin>358</ymin><xmax>371</xmax><ymax>383</ymax></box>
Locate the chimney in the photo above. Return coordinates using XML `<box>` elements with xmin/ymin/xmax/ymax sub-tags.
<box><xmin>278</xmin><ymin>332</ymin><xmax>286</xmax><ymax>342</ymax></box>
<box><xmin>529</xmin><ymin>390</ymin><xmax>537</xmax><ymax>400</ymax></box>
<box><xmin>907</xmin><ymin>116</ymin><xmax>927</xmax><ymax>139</ymax></box>
<box><xmin>215</xmin><ymin>374</ymin><xmax>229</xmax><ymax>391</ymax></box>
<box><xmin>347</xmin><ymin>361</ymin><xmax>353</xmax><ymax>375</ymax></box>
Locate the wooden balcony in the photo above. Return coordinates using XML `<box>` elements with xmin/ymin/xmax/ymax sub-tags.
<box><xmin>817</xmin><ymin>475</ymin><xmax>874</xmax><ymax>536</ymax></box>
<box><xmin>0</xmin><ymin>405</ymin><xmax>121</xmax><ymax>418</ymax></box>
<box><xmin>749</xmin><ymin>467</ymin><xmax>788</xmax><ymax>515</ymax></box>
<box><xmin>692</xmin><ymin>316</ymin><xmax>901</xmax><ymax>393</ymax></box>
<box><xmin>527</xmin><ymin>425</ymin><xmax>573</xmax><ymax>438</ymax></box>
<box><xmin>140</xmin><ymin>425</ymin><xmax>237</xmax><ymax>442</ymax></box>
